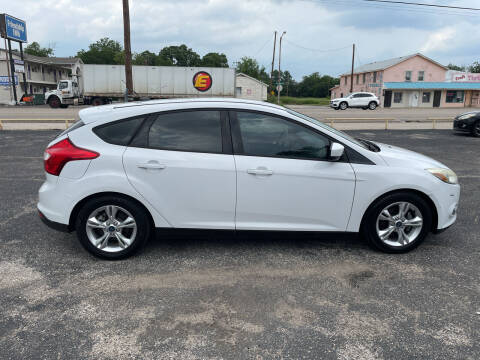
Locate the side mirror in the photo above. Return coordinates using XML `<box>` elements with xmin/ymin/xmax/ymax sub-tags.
<box><xmin>329</xmin><ymin>142</ymin><xmax>345</xmax><ymax>161</ymax></box>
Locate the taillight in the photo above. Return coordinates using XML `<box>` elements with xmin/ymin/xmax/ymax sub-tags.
<box><xmin>44</xmin><ymin>138</ymin><xmax>99</xmax><ymax>176</ymax></box>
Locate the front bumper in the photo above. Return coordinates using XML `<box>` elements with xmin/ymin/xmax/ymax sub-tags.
<box><xmin>453</xmin><ymin>119</ymin><xmax>472</xmax><ymax>132</ymax></box>
<box><xmin>433</xmin><ymin>183</ymin><xmax>460</xmax><ymax>230</ymax></box>
<box><xmin>330</xmin><ymin>102</ymin><xmax>339</xmax><ymax>108</ymax></box>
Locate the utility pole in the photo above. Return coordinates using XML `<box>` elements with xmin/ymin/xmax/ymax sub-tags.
<box><xmin>277</xmin><ymin>31</ymin><xmax>286</xmax><ymax>105</ymax></box>
<box><xmin>7</xmin><ymin>39</ymin><xmax>17</xmax><ymax>103</ymax></box>
<box><xmin>270</xmin><ymin>31</ymin><xmax>277</xmax><ymax>95</ymax></box>
<box><xmin>3</xmin><ymin>37</ymin><xmax>13</xmax><ymax>103</ymax></box>
<box><xmin>350</xmin><ymin>43</ymin><xmax>355</xmax><ymax>94</ymax></box>
<box><xmin>19</xmin><ymin>42</ymin><xmax>27</xmax><ymax>97</ymax></box>
<box><xmin>122</xmin><ymin>0</ymin><xmax>133</xmax><ymax>102</ymax></box>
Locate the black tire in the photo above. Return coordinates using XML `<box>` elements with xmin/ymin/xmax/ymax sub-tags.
<box><xmin>60</xmin><ymin>104</ymin><xmax>69</xmax><ymax>109</ymax></box>
<box><xmin>368</xmin><ymin>101</ymin><xmax>377</xmax><ymax>110</ymax></box>
<box><xmin>48</xmin><ymin>96</ymin><xmax>61</xmax><ymax>108</ymax></box>
<box><xmin>75</xmin><ymin>196</ymin><xmax>151</xmax><ymax>260</ymax></box>
<box><xmin>334</xmin><ymin>107</ymin><xmax>340</xmax><ymax>111</ymax></box>
<box><xmin>362</xmin><ymin>107</ymin><xmax>368</xmax><ymax>110</ymax></box>
<box><xmin>92</xmin><ymin>97</ymin><xmax>104</xmax><ymax>106</ymax></box>
<box><xmin>361</xmin><ymin>192</ymin><xmax>433</xmax><ymax>253</ymax></box>
<box><xmin>472</xmin><ymin>120</ymin><xmax>480</xmax><ymax>137</ymax></box>
<box><xmin>339</xmin><ymin>102</ymin><xmax>348</xmax><ymax>110</ymax></box>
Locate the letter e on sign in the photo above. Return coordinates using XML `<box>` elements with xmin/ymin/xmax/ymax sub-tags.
<box><xmin>193</xmin><ymin>71</ymin><xmax>212</xmax><ymax>92</ymax></box>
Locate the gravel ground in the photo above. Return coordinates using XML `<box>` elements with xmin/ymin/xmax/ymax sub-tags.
<box><xmin>0</xmin><ymin>129</ymin><xmax>478</xmax><ymax>360</ymax></box>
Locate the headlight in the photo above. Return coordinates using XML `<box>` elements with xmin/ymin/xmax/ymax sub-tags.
<box><xmin>457</xmin><ymin>113</ymin><xmax>476</xmax><ymax>120</ymax></box>
<box><xmin>426</xmin><ymin>168</ymin><xmax>458</xmax><ymax>184</ymax></box>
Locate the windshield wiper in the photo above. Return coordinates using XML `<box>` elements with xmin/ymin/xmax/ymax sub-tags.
<box><xmin>356</xmin><ymin>138</ymin><xmax>380</xmax><ymax>152</ymax></box>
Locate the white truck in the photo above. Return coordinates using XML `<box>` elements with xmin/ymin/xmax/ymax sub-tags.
<box><xmin>45</xmin><ymin>64</ymin><xmax>236</xmax><ymax>108</ymax></box>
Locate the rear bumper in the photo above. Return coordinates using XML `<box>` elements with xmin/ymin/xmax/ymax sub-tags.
<box><xmin>38</xmin><ymin>210</ymin><xmax>70</xmax><ymax>232</ymax></box>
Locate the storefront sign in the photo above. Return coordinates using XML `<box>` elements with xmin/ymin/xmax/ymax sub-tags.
<box><xmin>0</xmin><ymin>14</ymin><xmax>27</xmax><ymax>42</ymax></box>
<box><xmin>0</xmin><ymin>75</ymin><xmax>18</xmax><ymax>86</ymax></box>
<box><xmin>13</xmin><ymin>59</ymin><xmax>24</xmax><ymax>73</ymax></box>
<box><xmin>448</xmin><ymin>71</ymin><xmax>480</xmax><ymax>83</ymax></box>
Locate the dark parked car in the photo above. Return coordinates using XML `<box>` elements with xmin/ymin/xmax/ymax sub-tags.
<box><xmin>453</xmin><ymin>111</ymin><xmax>480</xmax><ymax>137</ymax></box>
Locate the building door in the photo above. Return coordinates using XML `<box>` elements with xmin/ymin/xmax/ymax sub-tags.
<box><xmin>409</xmin><ymin>91</ymin><xmax>419</xmax><ymax>107</ymax></box>
<box><xmin>384</xmin><ymin>91</ymin><xmax>392</xmax><ymax>107</ymax></box>
<box><xmin>433</xmin><ymin>91</ymin><xmax>441</xmax><ymax>107</ymax></box>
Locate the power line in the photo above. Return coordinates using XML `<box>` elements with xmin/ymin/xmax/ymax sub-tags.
<box><xmin>284</xmin><ymin>39</ymin><xmax>352</xmax><ymax>53</ymax></box>
<box><xmin>254</xmin><ymin>34</ymin><xmax>274</xmax><ymax>57</ymax></box>
<box><xmin>362</xmin><ymin>0</ymin><xmax>480</xmax><ymax>11</ymax></box>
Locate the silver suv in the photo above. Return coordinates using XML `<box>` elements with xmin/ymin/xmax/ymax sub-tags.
<box><xmin>330</xmin><ymin>92</ymin><xmax>380</xmax><ymax>110</ymax></box>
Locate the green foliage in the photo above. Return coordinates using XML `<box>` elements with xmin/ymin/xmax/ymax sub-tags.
<box><xmin>77</xmin><ymin>38</ymin><xmax>123</xmax><ymax>64</ymax></box>
<box><xmin>133</xmin><ymin>51</ymin><xmax>158</xmax><ymax>66</ymax></box>
<box><xmin>24</xmin><ymin>42</ymin><xmax>54</xmax><ymax>57</ymax></box>
<box><xmin>201</xmin><ymin>52</ymin><xmax>228</xmax><ymax>67</ymax></box>
<box><xmin>270</xmin><ymin>96</ymin><xmax>330</xmax><ymax>105</ymax></box>
<box><xmin>158</xmin><ymin>45</ymin><xmax>201</xmax><ymax>66</ymax></box>
<box><xmin>236</xmin><ymin>57</ymin><xmax>270</xmax><ymax>84</ymax></box>
<box><xmin>447</xmin><ymin>63</ymin><xmax>465</xmax><ymax>71</ymax></box>
<box><xmin>296</xmin><ymin>72</ymin><xmax>339</xmax><ymax>98</ymax></box>
<box><xmin>469</xmin><ymin>61</ymin><xmax>480</xmax><ymax>73</ymax></box>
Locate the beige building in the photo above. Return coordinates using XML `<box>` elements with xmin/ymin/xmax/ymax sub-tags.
<box><xmin>235</xmin><ymin>72</ymin><xmax>268</xmax><ymax>101</ymax></box>
<box><xmin>0</xmin><ymin>49</ymin><xmax>82</xmax><ymax>104</ymax></box>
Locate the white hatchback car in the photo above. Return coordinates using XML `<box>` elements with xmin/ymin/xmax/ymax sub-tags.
<box><xmin>38</xmin><ymin>98</ymin><xmax>460</xmax><ymax>259</ymax></box>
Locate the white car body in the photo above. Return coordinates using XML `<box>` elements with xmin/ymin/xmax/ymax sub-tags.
<box><xmin>330</xmin><ymin>92</ymin><xmax>380</xmax><ymax>110</ymax></box>
<box><xmin>38</xmin><ymin>98</ymin><xmax>459</xmax><ymax>257</ymax></box>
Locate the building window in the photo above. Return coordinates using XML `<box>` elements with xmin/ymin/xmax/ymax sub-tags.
<box><xmin>405</xmin><ymin>71</ymin><xmax>412</xmax><ymax>81</ymax></box>
<box><xmin>394</xmin><ymin>92</ymin><xmax>403</xmax><ymax>103</ymax></box>
<box><xmin>418</xmin><ymin>71</ymin><xmax>424</xmax><ymax>81</ymax></box>
<box><xmin>344</xmin><ymin>76</ymin><xmax>347</xmax><ymax>85</ymax></box>
<box><xmin>422</xmin><ymin>92</ymin><xmax>431</xmax><ymax>103</ymax></box>
<box><xmin>356</xmin><ymin>74</ymin><xmax>359</xmax><ymax>84</ymax></box>
<box><xmin>373</xmin><ymin>72</ymin><xmax>377</xmax><ymax>83</ymax></box>
<box><xmin>446</xmin><ymin>90</ymin><xmax>464</xmax><ymax>103</ymax></box>
<box><xmin>362</xmin><ymin>73</ymin><xmax>366</xmax><ymax>84</ymax></box>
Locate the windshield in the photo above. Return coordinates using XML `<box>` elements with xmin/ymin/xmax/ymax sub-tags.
<box><xmin>58</xmin><ymin>81</ymin><xmax>68</xmax><ymax>90</ymax></box>
<box><xmin>286</xmin><ymin>108</ymin><xmax>369</xmax><ymax>150</ymax></box>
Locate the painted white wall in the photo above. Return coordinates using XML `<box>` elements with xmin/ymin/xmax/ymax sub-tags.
<box><xmin>235</xmin><ymin>75</ymin><xmax>267</xmax><ymax>101</ymax></box>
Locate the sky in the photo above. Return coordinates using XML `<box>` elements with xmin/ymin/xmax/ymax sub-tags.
<box><xmin>1</xmin><ymin>0</ymin><xmax>480</xmax><ymax>80</ymax></box>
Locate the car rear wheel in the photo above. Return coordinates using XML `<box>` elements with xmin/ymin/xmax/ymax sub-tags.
<box><xmin>75</xmin><ymin>196</ymin><xmax>151</xmax><ymax>259</ymax></box>
<box><xmin>92</xmin><ymin>97</ymin><xmax>104</xmax><ymax>106</ymax></box>
<box><xmin>361</xmin><ymin>192</ymin><xmax>432</xmax><ymax>253</ymax></box>
<box><xmin>369</xmin><ymin>101</ymin><xmax>377</xmax><ymax>110</ymax></box>
<box><xmin>472</xmin><ymin>120</ymin><xmax>480</xmax><ymax>137</ymax></box>
<box><xmin>339</xmin><ymin>102</ymin><xmax>348</xmax><ymax>110</ymax></box>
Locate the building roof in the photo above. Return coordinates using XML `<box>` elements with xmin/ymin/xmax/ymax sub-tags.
<box><xmin>342</xmin><ymin>53</ymin><xmax>447</xmax><ymax>76</ymax></box>
<box><xmin>236</xmin><ymin>72</ymin><xmax>268</xmax><ymax>87</ymax></box>
<box><xmin>0</xmin><ymin>49</ymin><xmax>82</xmax><ymax>66</ymax></box>
<box><xmin>384</xmin><ymin>82</ymin><xmax>480</xmax><ymax>90</ymax></box>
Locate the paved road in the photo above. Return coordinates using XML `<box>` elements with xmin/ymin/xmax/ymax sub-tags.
<box><xmin>0</xmin><ymin>130</ymin><xmax>479</xmax><ymax>359</ymax></box>
<box><xmin>0</xmin><ymin>104</ymin><xmax>470</xmax><ymax>130</ymax></box>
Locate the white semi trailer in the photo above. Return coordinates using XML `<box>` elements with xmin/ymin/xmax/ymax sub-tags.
<box><xmin>45</xmin><ymin>64</ymin><xmax>235</xmax><ymax>108</ymax></box>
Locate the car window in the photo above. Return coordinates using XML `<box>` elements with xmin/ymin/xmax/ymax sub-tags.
<box><xmin>58</xmin><ymin>81</ymin><xmax>68</xmax><ymax>90</ymax></box>
<box><xmin>148</xmin><ymin>111</ymin><xmax>222</xmax><ymax>153</ymax></box>
<box><xmin>234</xmin><ymin>111</ymin><xmax>330</xmax><ymax>160</ymax></box>
<box><xmin>94</xmin><ymin>117</ymin><xmax>145</xmax><ymax>145</ymax></box>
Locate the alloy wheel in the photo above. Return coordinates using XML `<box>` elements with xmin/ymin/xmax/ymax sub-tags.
<box><xmin>85</xmin><ymin>205</ymin><xmax>137</xmax><ymax>253</ymax></box>
<box><xmin>376</xmin><ymin>202</ymin><xmax>423</xmax><ymax>247</ymax></box>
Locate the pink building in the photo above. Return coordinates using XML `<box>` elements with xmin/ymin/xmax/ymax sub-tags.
<box><xmin>331</xmin><ymin>53</ymin><xmax>480</xmax><ymax>108</ymax></box>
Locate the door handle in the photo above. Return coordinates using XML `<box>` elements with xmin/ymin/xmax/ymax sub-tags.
<box><xmin>136</xmin><ymin>162</ymin><xmax>166</xmax><ymax>170</ymax></box>
<box><xmin>247</xmin><ymin>168</ymin><xmax>273</xmax><ymax>176</ymax></box>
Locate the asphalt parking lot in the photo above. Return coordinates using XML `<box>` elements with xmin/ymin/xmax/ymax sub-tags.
<box><xmin>0</xmin><ymin>129</ymin><xmax>479</xmax><ymax>359</ymax></box>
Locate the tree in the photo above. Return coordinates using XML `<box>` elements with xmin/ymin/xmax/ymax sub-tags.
<box><xmin>133</xmin><ymin>50</ymin><xmax>157</xmax><ymax>66</ymax></box>
<box><xmin>77</xmin><ymin>38</ymin><xmax>123</xmax><ymax>64</ymax></box>
<box><xmin>447</xmin><ymin>63</ymin><xmax>465</xmax><ymax>71</ymax></box>
<box><xmin>468</xmin><ymin>61</ymin><xmax>480</xmax><ymax>73</ymax></box>
<box><xmin>24</xmin><ymin>42</ymin><xmax>54</xmax><ymax>57</ymax></box>
<box><xmin>158</xmin><ymin>45</ymin><xmax>201</xmax><ymax>66</ymax></box>
<box><xmin>236</xmin><ymin>57</ymin><xmax>269</xmax><ymax>83</ymax></box>
<box><xmin>201</xmin><ymin>52</ymin><xmax>228</xmax><ymax>67</ymax></box>
<box><xmin>296</xmin><ymin>73</ymin><xmax>339</xmax><ymax>98</ymax></box>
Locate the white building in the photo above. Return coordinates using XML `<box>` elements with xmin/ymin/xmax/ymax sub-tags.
<box><xmin>0</xmin><ymin>49</ymin><xmax>82</xmax><ymax>104</ymax></box>
<box><xmin>235</xmin><ymin>72</ymin><xmax>268</xmax><ymax>101</ymax></box>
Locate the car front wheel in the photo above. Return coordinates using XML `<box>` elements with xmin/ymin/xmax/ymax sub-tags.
<box><xmin>339</xmin><ymin>102</ymin><xmax>348</xmax><ymax>110</ymax></box>
<box><xmin>75</xmin><ymin>196</ymin><xmax>151</xmax><ymax>259</ymax></box>
<box><xmin>361</xmin><ymin>192</ymin><xmax>432</xmax><ymax>253</ymax></box>
<box><xmin>472</xmin><ymin>120</ymin><xmax>480</xmax><ymax>137</ymax></box>
<box><xmin>369</xmin><ymin>101</ymin><xmax>377</xmax><ymax>110</ymax></box>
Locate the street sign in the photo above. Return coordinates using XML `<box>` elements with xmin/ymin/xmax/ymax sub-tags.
<box><xmin>14</xmin><ymin>59</ymin><xmax>25</xmax><ymax>73</ymax></box>
<box><xmin>276</xmin><ymin>84</ymin><xmax>283</xmax><ymax>92</ymax></box>
<box><xmin>0</xmin><ymin>14</ymin><xmax>27</xmax><ymax>42</ymax></box>
<box><xmin>0</xmin><ymin>75</ymin><xmax>18</xmax><ymax>86</ymax></box>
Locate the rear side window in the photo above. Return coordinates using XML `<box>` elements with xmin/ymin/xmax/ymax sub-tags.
<box><xmin>94</xmin><ymin>117</ymin><xmax>144</xmax><ymax>145</ymax></box>
<box><xmin>147</xmin><ymin>111</ymin><xmax>222</xmax><ymax>153</ymax></box>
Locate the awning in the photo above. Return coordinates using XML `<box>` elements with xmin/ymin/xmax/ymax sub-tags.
<box><xmin>384</xmin><ymin>82</ymin><xmax>480</xmax><ymax>90</ymax></box>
